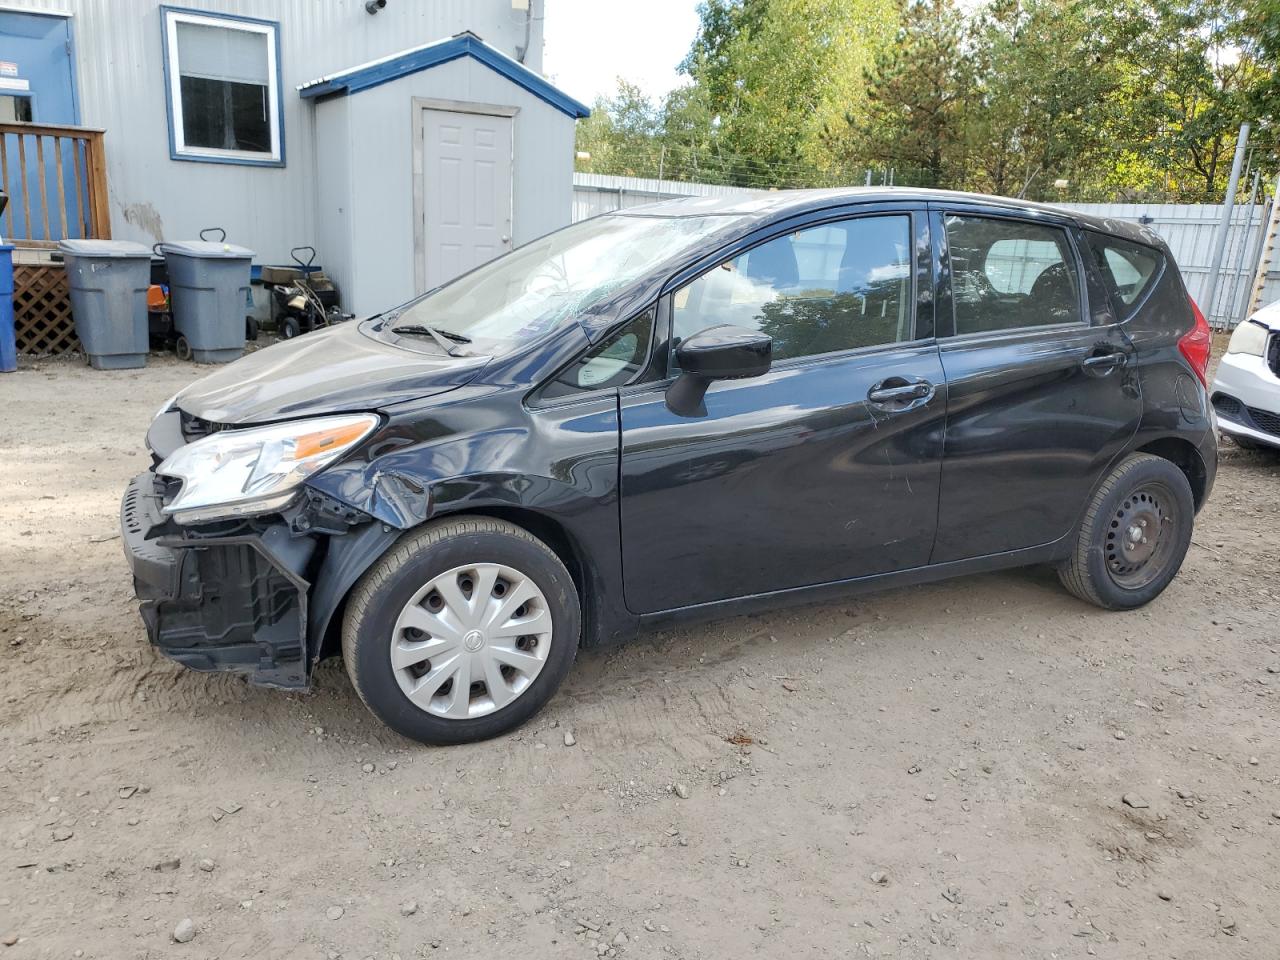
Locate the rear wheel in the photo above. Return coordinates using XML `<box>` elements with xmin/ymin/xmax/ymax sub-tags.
<box><xmin>342</xmin><ymin>516</ymin><xmax>580</xmax><ymax>745</ymax></box>
<box><xmin>1058</xmin><ymin>453</ymin><xmax>1194</xmax><ymax>610</ymax></box>
<box><xmin>279</xmin><ymin>316</ymin><xmax>301</xmax><ymax>340</ymax></box>
<box><xmin>174</xmin><ymin>334</ymin><xmax>193</xmax><ymax>362</ymax></box>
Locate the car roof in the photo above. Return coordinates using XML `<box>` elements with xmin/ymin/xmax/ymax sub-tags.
<box><xmin>617</xmin><ymin>187</ymin><xmax>1166</xmax><ymax>249</ymax></box>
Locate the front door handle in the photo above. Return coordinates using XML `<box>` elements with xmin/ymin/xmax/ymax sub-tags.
<box><xmin>867</xmin><ymin>379</ymin><xmax>934</xmax><ymax>406</ymax></box>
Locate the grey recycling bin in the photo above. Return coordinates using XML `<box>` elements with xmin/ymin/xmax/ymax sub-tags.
<box><xmin>58</xmin><ymin>239</ymin><xmax>153</xmax><ymax>370</ymax></box>
<box><xmin>159</xmin><ymin>240</ymin><xmax>254</xmax><ymax>363</ymax></box>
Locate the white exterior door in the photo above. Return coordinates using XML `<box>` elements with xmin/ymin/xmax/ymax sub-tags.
<box><xmin>421</xmin><ymin>108</ymin><xmax>513</xmax><ymax>289</ymax></box>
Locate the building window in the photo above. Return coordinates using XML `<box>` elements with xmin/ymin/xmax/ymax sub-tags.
<box><xmin>161</xmin><ymin>7</ymin><xmax>283</xmax><ymax>166</ymax></box>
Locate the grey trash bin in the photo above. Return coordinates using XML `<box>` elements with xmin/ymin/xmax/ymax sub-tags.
<box><xmin>58</xmin><ymin>239</ymin><xmax>153</xmax><ymax>370</ymax></box>
<box><xmin>159</xmin><ymin>240</ymin><xmax>254</xmax><ymax>363</ymax></box>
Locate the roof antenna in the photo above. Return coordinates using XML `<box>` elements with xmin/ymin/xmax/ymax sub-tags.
<box><xmin>365</xmin><ymin>0</ymin><xmax>386</xmax><ymax>14</ymax></box>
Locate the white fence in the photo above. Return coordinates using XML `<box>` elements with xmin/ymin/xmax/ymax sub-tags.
<box><xmin>571</xmin><ymin>174</ymin><xmax>1280</xmax><ymax>329</ymax></box>
<box><xmin>571</xmin><ymin>173</ymin><xmax>761</xmax><ymax>221</ymax></box>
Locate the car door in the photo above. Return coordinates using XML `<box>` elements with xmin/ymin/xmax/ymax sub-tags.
<box><xmin>929</xmin><ymin>205</ymin><xmax>1143</xmax><ymax>563</ymax></box>
<box><xmin>617</xmin><ymin>205</ymin><xmax>947</xmax><ymax>614</ymax></box>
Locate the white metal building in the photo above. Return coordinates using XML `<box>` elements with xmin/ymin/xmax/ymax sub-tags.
<box><xmin>0</xmin><ymin>0</ymin><xmax>585</xmax><ymax>314</ymax></box>
<box><xmin>303</xmin><ymin>32</ymin><xmax>585</xmax><ymax>314</ymax></box>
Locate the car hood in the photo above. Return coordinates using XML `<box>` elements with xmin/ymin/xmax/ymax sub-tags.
<box><xmin>1249</xmin><ymin>298</ymin><xmax>1280</xmax><ymax>332</ymax></box>
<box><xmin>174</xmin><ymin>321</ymin><xmax>490</xmax><ymax>425</ymax></box>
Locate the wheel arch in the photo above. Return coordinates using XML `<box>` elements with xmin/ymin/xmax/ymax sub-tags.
<box><xmin>311</xmin><ymin>499</ymin><xmax>627</xmax><ymax>663</ymax></box>
<box><xmin>1134</xmin><ymin>435</ymin><xmax>1209</xmax><ymax>510</ymax></box>
<box><xmin>439</xmin><ymin>504</ymin><xmax>589</xmax><ymax>619</ymax></box>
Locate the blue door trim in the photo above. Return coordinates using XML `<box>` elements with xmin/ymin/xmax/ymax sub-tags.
<box><xmin>0</xmin><ymin>9</ymin><xmax>80</xmax><ymax>124</ymax></box>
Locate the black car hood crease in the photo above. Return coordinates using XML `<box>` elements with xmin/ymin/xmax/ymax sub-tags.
<box><xmin>175</xmin><ymin>321</ymin><xmax>491</xmax><ymax>425</ymax></box>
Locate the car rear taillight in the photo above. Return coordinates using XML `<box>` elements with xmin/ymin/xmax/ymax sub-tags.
<box><xmin>1179</xmin><ymin>296</ymin><xmax>1212</xmax><ymax>388</ymax></box>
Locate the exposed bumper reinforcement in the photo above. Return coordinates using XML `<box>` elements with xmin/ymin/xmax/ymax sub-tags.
<box><xmin>120</xmin><ymin>472</ymin><xmax>316</xmax><ymax>689</ymax></box>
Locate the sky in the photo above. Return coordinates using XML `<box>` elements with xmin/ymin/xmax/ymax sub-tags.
<box><xmin>541</xmin><ymin>0</ymin><xmax>701</xmax><ymax>106</ymax></box>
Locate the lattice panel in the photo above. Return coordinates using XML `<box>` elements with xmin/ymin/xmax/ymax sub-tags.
<box><xmin>13</xmin><ymin>263</ymin><xmax>79</xmax><ymax>355</ymax></box>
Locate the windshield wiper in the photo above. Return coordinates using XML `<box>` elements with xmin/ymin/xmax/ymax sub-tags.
<box><xmin>390</xmin><ymin>323</ymin><xmax>472</xmax><ymax>356</ymax></box>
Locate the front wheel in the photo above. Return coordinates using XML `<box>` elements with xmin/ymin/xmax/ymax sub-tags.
<box><xmin>341</xmin><ymin>516</ymin><xmax>580</xmax><ymax>745</ymax></box>
<box><xmin>1057</xmin><ymin>453</ymin><xmax>1194</xmax><ymax>610</ymax></box>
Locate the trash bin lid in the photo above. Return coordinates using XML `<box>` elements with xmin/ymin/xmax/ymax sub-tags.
<box><xmin>158</xmin><ymin>240</ymin><xmax>255</xmax><ymax>259</ymax></box>
<box><xmin>57</xmin><ymin>239</ymin><xmax>154</xmax><ymax>258</ymax></box>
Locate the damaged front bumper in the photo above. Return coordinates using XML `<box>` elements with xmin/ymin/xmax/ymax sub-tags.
<box><xmin>120</xmin><ymin>472</ymin><xmax>317</xmax><ymax>688</ymax></box>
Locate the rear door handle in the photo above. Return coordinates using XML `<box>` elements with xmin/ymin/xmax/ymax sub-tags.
<box><xmin>1081</xmin><ymin>351</ymin><xmax>1126</xmax><ymax>374</ymax></box>
<box><xmin>867</xmin><ymin>379</ymin><xmax>934</xmax><ymax>405</ymax></box>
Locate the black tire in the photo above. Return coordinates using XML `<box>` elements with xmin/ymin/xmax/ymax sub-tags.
<box><xmin>279</xmin><ymin>316</ymin><xmax>301</xmax><ymax>340</ymax></box>
<box><xmin>1057</xmin><ymin>453</ymin><xmax>1194</xmax><ymax>610</ymax></box>
<box><xmin>174</xmin><ymin>334</ymin><xmax>193</xmax><ymax>362</ymax></box>
<box><xmin>245</xmin><ymin>316</ymin><xmax>259</xmax><ymax>342</ymax></box>
<box><xmin>341</xmin><ymin>515</ymin><xmax>580</xmax><ymax>745</ymax></box>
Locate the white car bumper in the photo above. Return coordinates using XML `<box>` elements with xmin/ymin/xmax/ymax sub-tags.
<box><xmin>1211</xmin><ymin>349</ymin><xmax>1280</xmax><ymax>448</ymax></box>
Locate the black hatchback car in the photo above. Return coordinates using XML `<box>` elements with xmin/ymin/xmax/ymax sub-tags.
<box><xmin>122</xmin><ymin>188</ymin><xmax>1217</xmax><ymax>744</ymax></box>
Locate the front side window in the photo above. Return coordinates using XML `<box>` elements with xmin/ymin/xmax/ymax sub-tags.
<box><xmin>162</xmin><ymin>8</ymin><xmax>282</xmax><ymax>165</ymax></box>
<box><xmin>671</xmin><ymin>215</ymin><xmax>913</xmax><ymax>364</ymax></box>
<box><xmin>946</xmin><ymin>215</ymin><xmax>1082</xmax><ymax>334</ymax></box>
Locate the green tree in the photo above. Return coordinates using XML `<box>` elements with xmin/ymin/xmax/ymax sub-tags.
<box><xmin>574</xmin><ymin>81</ymin><xmax>664</xmax><ymax>177</ymax></box>
<box><xmin>857</xmin><ymin>0</ymin><xmax>973</xmax><ymax>188</ymax></box>
<box><xmin>1105</xmin><ymin>0</ymin><xmax>1275</xmax><ymax>200</ymax></box>
<box><xmin>964</xmin><ymin>0</ymin><xmax>1120</xmax><ymax>199</ymax></box>
<box><xmin>573</xmin><ymin>0</ymin><xmax>1280</xmax><ymax>200</ymax></box>
<box><xmin>679</xmin><ymin>0</ymin><xmax>898</xmax><ymax>186</ymax></box>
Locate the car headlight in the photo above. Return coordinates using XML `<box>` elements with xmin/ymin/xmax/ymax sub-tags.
<box><xmin>157</xmin><ymin>413</ymin><xmax>379</xmax><ymax>525</ymax></box>
<box><xmin>1226</xmin><ymin>319</ymin><xmax>1269</xmax><ymax>357</ymax></box>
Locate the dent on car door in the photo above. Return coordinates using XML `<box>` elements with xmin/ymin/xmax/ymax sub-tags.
<box><xmin>618</xmin><ymin>208</ymin><xmax>947</xmax><ymax>614</ymax></box>
<box><xmin>930</xmin><ymin>209</ymin><xmax>1142</xmax><ymax>563</ymax></box>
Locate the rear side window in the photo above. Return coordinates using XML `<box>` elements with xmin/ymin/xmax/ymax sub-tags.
<box><xmin>1087</xmin><ymin>233</ymin><xmax>1163</xmax><ymax>309</ymax></box>
<box><xmin>945</xmin><ymin>215</ymin><xmax>1083</xmax><ymax>334</ymax></box>
<box><xmin>671</xmin><ymin>214</ymin><xmax>914</xmax><ymax>364</ymax></box>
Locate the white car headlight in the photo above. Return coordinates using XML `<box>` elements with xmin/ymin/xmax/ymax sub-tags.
<box><xmin>1226</xmin><ymin>319</ymin><xmax>1269</xmax><ymax>357</ymax></box>
<box><xmin>157</xmin><ymin>413</ymin><xmax>379</xmax><ymax>525</ymax></box>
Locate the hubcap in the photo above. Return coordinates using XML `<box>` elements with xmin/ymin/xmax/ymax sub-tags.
<box><xmin>1105</xmin><ymin>484</ymin><xmax>1177</xmax><ymax>589</ymax></box>
<box><xmin>390</xmin><ymin>562</ymin><xmax>553</xmax><ymax>720</ymax></box>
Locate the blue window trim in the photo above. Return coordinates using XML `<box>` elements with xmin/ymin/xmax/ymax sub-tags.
<box><xmin>159</xmin><ymin>5</ymin><xmax>286</xmax><ymax>168</ymax></box>
<box><xmin>298</xmin><ymin>32</ymin><xmax>590</xmax><ymax>120</ymax></box>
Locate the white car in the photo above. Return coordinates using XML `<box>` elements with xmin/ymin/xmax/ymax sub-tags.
<box><xmin>1212</xmin><ymin>299</ymin><xmax>1280</xmax><ymax>450</ymax></box>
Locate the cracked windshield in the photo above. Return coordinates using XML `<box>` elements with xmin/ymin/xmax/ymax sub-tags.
<box><xmin>384</xmin><ymin>213</ymin><xmax>732</xmax><ymax>352</ymax></box>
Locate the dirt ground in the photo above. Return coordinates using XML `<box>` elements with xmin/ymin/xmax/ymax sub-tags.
<box><xmin>1</xmin><ymin>341</ymin><xmax>1278</xmax><ymax>960</ymax></box>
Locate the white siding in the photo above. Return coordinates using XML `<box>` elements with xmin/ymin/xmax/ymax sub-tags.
<box><xmin>3</xmin><ymin>0</ymin><xmax>546</xmax><ymax>265</ymax></box>
<box><xmin>313</xmin><ymin>95</ymin><xmax>352</xmax><ymax>301</ymax></box>
<box><xmin>321</xmin><ymin>56</ymin><xmax>574</xmax><ymax>315</ymax></box>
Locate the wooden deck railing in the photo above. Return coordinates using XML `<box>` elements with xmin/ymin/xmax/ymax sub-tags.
<box><xmin>0</xmin><ymin>122</ymin><xmax>110</xmax><ymax>245</ymax></box>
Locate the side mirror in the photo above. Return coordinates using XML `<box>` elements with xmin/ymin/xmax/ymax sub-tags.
<box><xmin>666</xmin><ymin>324</ymin><xmax>772</xmax><ymax>417</ymax></box>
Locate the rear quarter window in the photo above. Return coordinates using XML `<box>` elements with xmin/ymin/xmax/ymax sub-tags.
<box><xmin>1086</xmin><ymin>233</ymin><xmax>1164</xmax><ymax>314</ymax></box>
